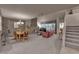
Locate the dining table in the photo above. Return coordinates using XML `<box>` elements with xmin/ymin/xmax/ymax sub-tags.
<box><xmin>16</xmin><ymin>31</ymin><xmax>23</xmax><ymax>38</ymax></box>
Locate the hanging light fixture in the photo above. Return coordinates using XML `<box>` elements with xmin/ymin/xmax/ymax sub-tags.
<box><xmin>17</xmin><ymin>20</ymin><xmax>24</xmax><ymax>25</ymax></box>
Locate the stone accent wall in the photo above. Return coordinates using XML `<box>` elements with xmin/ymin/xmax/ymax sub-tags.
<box><xmin>31</xmin><ymin>18</ymin><xmax>37</xmax><ymax>27</ymax></box>
<box><xmin>2</xmin><ymin>17</ymin><xmax>14</xmax><ymax>36</ymax></box>
<box><xmin>24</xmin><ymin>18</ymin><xmax>37</xmax><ymax>33</ymax></box>
<box><xmin>25</xmin><ymin>20</ymin><xmax>31</xmax><ymax>27</ymax></box>
<box><xmin>31</xmin><ymin>18</ymin><xmax>37</xmax><ymax>33</ymax></box>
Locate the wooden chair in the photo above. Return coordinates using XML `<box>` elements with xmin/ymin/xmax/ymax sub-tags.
<box><xmin>23</xmin><ymin>32</ymin><xmax>28</xmax><ymax>40</ymax></box>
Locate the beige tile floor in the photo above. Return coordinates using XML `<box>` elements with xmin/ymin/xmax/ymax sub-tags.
<box><xmin>0</xmin><ymin>34</ymin><xmax>62</xmax><ymax>54</ymax></box>
<box><xmin>61</xmin><ymin>47</ymin><xmax>79</xmax><ymax>54</ymax></box>
<box><xmin>0</xmin><ymin>33</ymin><xmax>79</xmax><ymax>54</ymax></box>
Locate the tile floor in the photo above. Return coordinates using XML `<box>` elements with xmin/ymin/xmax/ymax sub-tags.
<box><xmin>0</xmin><ymin>33</ymin><xmax>79</xmax><ymax>54</ymax></box>
<box><xmin>61</xmin><ymin>47</ymin><xmax>79</xmax><ymax>54</ymax></box>
<box><xmin>0</xmin><ymin>34</ymin><xmax>62</xmax><ymax>54</ymax></box>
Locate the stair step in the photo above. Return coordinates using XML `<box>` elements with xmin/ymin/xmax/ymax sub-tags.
<box><xmin>66</xmin><ymin>26</ymin><xmax>79</xmax><ymax>27</ymax></box>
<box><xmin>66</xmin><ymin>28</ymin><xmax>79</xmax><ymax>30</ymax></box>
<box><xmin>66</xmin><ymin>30</ymin><xmax>79</xmax><ymax>32</ymax></box>
<box><xmin>66</xmin><ymin>38</ymin><xmax>79</xmax><ymax>44</ymax></box>
<box><xmin>66</xmin><ymin>32</ymin><xmax>79</xmax><ymax>34</ymax></box>
<box><xmin>66</xmin><ymin>35</ymin><xmax>79</xmax><ymax>39</ymax></box>
<box><xmin>66</xmin><ymin>28</ymin><xmax>79</xmax><ymax>29</ymax></box>
<box><xmin>65</xmin><ymin>42</ymin><xmax>79</xmax><ymax>49</ymax></box>
<box><xmin>66</xmin><ymin>26</ymin><xmax>79</xmax><ymax>28</ymax></box>
<box><xmin>66</xmin><ymin>32</ymin><xmax>79</xmax><ymax>36</ymax></box>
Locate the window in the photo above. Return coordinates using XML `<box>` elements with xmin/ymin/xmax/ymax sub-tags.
<box><xmin>14</xmin><ymin>21</ymin><xmax>24</xmax><ymax>28</ymax></box>
<box><xmin>59</xmin><ymin>23</ymin><xmax>64</xmax><ymax>29</ymax></box>
<box><xmin>37</xmin><ymin>23</ymin><xmax>55</xmax><ymax>31</ymax></box>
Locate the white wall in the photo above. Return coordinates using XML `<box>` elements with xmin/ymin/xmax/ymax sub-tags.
<box><xmin>37</xmin><ymin>5</ymin><xmax>79</xmax><ymax>23</ymax></box>
<box><xmin>72</xmin><ymin>6</ymin><xmax>79</xmax><ymax>13</ymax></box>
<box><xmin>37</xmin><ymin>10</ymin><xmax>65</xmax><ymax>23</ymax></box>
<box><xmin>66</xmin><ymin>13</ymin><xmax>79</xmax><ymax>26</ymax></box>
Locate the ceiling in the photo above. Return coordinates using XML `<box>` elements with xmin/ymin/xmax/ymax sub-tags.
<box><xmin>0</xmin><ymin>4</ymin><xmax>78</xmax><ymax>20</ymax></box>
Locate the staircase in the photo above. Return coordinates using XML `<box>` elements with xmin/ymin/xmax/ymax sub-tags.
<box><xmin>65</xmin><ymin>26</ymin><xmax>79</xmax><ymax>49</ymax></box>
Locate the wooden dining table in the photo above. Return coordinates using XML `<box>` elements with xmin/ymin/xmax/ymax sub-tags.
<box><xmin>15</xmin><ymin>31</ymin><xmax>28</xmax><ymax>41</ymax></box>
